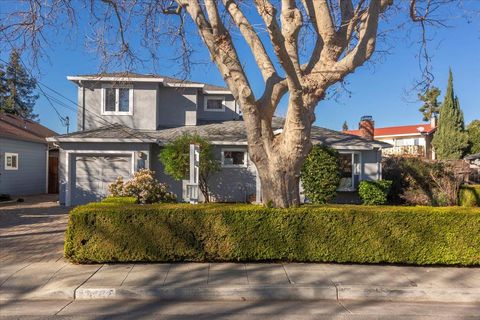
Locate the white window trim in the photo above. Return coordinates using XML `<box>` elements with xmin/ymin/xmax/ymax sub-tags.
<box><xmin>4</xmin><ymin>153</ymin><xmax>18</xmax><ymax>170</ymax></box>
<box><xmin>101</xmin><ymin>84</ymin><xmax>134</xmax><ymax>116</ymax></box>
<box><xmin>204</xmin><ymin>96</ymin><xmax>226</xmax><ymax>112</ymax></box>
<box><xmin>337</xmin><ymin>151</ymin><xmax>362</xmax><ymax>192</ymax></box>
<box><xmin>221</xmin><ymin>148</ymin><xmax>248</xmax><ymax>168</ymax></box>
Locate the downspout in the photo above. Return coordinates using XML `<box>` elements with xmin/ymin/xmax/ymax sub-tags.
<box><xmin>79</xmin><ymin>80</ymin><xmax>86</xmax><ymax>131</ymax></box>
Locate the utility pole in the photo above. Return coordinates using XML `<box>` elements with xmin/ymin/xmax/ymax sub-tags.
<box><xmin>65</xmin><ymin>116</ymin><xmax>70</xmax><ymax>133</ymax></box>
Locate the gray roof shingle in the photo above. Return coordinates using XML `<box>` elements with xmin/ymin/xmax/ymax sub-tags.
<box><xmin>51</xmin><ymin>118</ymin><xmax>391</xmax><ymax>149</ymax></box>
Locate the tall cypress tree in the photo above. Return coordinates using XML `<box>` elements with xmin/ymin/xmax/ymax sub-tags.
<box><xmin>432</xmin><ymin>69</ymin><xmax>468</xmax><ymax>159</ymax></box>
<box><xmin>0</xmin><ymin>63</ymin><xmax>7</xmax><ymax>108</ymax></box>
<box><xmin>418</xmin><ymin>86</ymin><xmax>441</xmax><ymax>122</ymax></box>
<box><xmin>0</xmin><ymin>50</ymin><xmax>39</xmax><ymax>120</ymax></box>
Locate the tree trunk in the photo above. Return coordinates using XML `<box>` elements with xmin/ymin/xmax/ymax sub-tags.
<box><xmin>257</xmin><ymin>162</ymin><xmax>302</xmax><ymax>208</ymax></box>
<box><xmin>249</xmin><ymin>106</ymin><xmax>314</xmax><ymax>208</ymax></box>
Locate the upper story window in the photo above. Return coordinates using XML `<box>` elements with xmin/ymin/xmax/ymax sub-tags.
<box><xmin>221</xmin><ymin>149</ymin><xmax>247</xmax><ymax>167</ymax></box>
<box><xmin>204</xmin><ymin>96</ymin><xmax>225</xmax><ymax>112</ymax></box>
<box><xmin>102</xmin><ymin>84</ymin><xmax>133</xmax><ymax>115</ymax></box>
<box><xmin>5</xmin><ymin>153</ymin><xmax>18</xmax><ymax>170</ymax></box>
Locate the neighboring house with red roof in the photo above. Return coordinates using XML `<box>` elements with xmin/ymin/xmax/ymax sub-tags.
<box><xmin>0</xmin><ymin>113</ymin><xmax>59</xmax><ymax>196</ymax></box>
<box><xmin>346</xmin><ymin>116</ymin><xmax>437</xmax><ymax>159</ymax></box>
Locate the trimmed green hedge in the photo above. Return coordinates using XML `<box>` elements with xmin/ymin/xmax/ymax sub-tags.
<box><xmin>459</xmin><ymin>185</ymin><xmax>480</xmax><ymax>207</ymax></box>
<box><xmin>101</xmin><ymin>196</ymin><xmax>138</xmax><ymax>204</ymax></box>
<box><xmin>65</xmin><ymin>203</ymin><xmax>480</xmax><ymax>265</ymax></box>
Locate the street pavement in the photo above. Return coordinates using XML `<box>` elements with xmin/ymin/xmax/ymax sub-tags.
<box><xmin>1</xmin><ymin>195</ymin><xmax>479</xmax><ymax>319</ymax></box>
<box><xmin>1</xmin><ymin>299</ymin><xmax>480</xmax><ymax>319</ymax></box>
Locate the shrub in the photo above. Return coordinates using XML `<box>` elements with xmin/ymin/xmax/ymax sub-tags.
<box><xmin>102</xmin><ymin>196</ymin><xmax>138</xmax><ymax>204</ymax></box>
<box><xmin>159</xmin><ymin>134</ymin><xmax>220</xmax><ymax>202</ymax></box>
<box><xmin>459</xmin><ymin>185</ymin><xmax>480</xmax><ymax>207</ymax></box>
<box><xmin>382</xmin><ymin>157</ymin><xmax>463</xmax><ymax>206</ymax></box>
<box><xmin>64</xmin><ymin>203</ymin><xmax>480</xmax><ymax>265</ymax></box>
<box><xmin>108</xmin><ymin>169</ymin><xmax>176</xmax><ymax>204</ymax></box>
<box><xmin>301</xmin><ymin>145</ymin><xmax>340</xmax><ymax>204</ymax></box>
<box><xmin>358</xmin><ymin>180</ymin><xmax>392</xmax><ymax>205</ymax></box>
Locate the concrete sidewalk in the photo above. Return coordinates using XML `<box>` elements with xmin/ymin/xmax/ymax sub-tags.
<box><xmin>1</xmin><ymin>262</ymin><xmax>478</xmax><ymax>303</ymax></box>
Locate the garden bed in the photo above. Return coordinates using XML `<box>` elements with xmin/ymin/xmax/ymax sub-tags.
<box><xmin>65</xmin><ymin>202</ymin><xmax>480</xmax><ymax>265</ymax></box>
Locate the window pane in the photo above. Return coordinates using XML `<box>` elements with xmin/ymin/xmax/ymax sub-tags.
<box><xmin>224</xmin><ymin>151</ymin><xmax>245</xmax><ymax>166</ymax></box>
<box><xmin>338</xmin><ymin>153</ymin><xmax>353</xmax><ymax>190</ymax></box>
<box><xmin>339</xmin><ymin>154</ymin><xmax>352</xmax><ymax>178</ymax></box>
<box><xmin>207</xmin><ymin>99</ymin><xmax>223</xmax><ymax>110</ymax></box>
<box><xmin>105</xmin><ymin>88</ymin><xmax>116</xmax><ymax>111</ymax></box>
<box><xmin>6</xmin><ymin>156</ymin><xmax>12</xmax><ymax>167</ymax></box>
<box><xmin>119</xmin><ymin>88</ymin><xmax>130</xmax><ymax>112</ymax></box>
<box><xmin>12</xmin><ymin>156</ymin><xmax>17</xmax><ymax>168</ymax></box>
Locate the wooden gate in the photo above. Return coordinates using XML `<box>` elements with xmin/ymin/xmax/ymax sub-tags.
<box><xmin>48</xmin><ymin>156</ymin><xmax>59</xmax><ymax>194</ymax></box>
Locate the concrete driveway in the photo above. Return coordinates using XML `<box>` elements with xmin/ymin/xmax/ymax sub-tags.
<box><xmin>0</xmin><ymin>195</ymin><xmax>69</xmax><ymax>265</ymax></box>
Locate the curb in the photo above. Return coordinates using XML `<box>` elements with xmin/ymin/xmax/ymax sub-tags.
<box><xmin>72</xmin><ymin>285</ymin><xmax>480</xmax><ymax>303</ymax></box>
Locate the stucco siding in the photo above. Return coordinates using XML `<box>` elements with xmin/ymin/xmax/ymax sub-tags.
<box><xmin>197</xmin><ymin>93</ymin><xmax>240</xmax><ymax>122</ymax></box>
<box><xmin>0</xmin><ymin>138</ymin><xmax>47</xmax><ymax>195</ymax></box>
<box><xmin>209</xmin><ymin>145</ymin><xmax>256</xmax><ymax>202</ymax></box>
<box><xmin>150</xmin><ymin>144</ymin><xmax>256</xmax><ymax>203</ymax></box>
<box><xmin>150</xmin><ymin>144</ymin><xmax>183</xmax><ymax>199</ymax></box>
<box><xmin>157</xmin><ymin>87</ymin><xmax>197</xmax><ymax>127</ymax></box>
<box><xmin>78</xmin><ymin>82</ymin><xmax>158</xmax><ymax>131</ymax></box>
<box><xmin>361</xmin><ymin>149</ymin><xmax>381</xmax><ymax>181</ymax></box>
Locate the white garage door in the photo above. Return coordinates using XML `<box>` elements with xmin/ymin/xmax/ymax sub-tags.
<box><xmin>73</xmin><ymin>155</ymin><xmax>132</xmax><ymax>205</ymax></box>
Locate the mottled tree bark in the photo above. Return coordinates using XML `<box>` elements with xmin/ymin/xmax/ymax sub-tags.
<box><xmin>175</xmin><ymin>0</ymin><xmax>392</xmax><ymax>207</ymax></box>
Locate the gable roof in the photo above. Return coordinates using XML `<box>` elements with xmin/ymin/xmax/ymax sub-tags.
<box><xmin>49</xmin><ymin>118</ymin><xmax>391</xmax><ymax>150</ymax></box>
<box><xmin>347</xmin><ymin>123</ymin><xmax>435</xmax><ymax>137</ymax></box>
<box><xmin>67</xmin><ymin>72</ymin><xmax>229</xmax><ymax>92</ymax></box>
<box><xmin>0</xmin><ymin>113</ymin><xmax>58</xmax><ymax>143</ymax></box>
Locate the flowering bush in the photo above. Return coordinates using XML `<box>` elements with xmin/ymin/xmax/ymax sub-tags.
<box><xmin>108</xmin><ymin>169</ymin><xmax>176</xmax><ymax>204</ymax></box>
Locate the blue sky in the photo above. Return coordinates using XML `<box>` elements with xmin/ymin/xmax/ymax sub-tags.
<box><xmin>1</xmin><ymin>3</ymin><xmax>479</xmax><ymax>134</ymax></box>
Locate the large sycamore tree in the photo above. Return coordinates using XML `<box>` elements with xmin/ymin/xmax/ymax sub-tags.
<box><xmin>1</xmin><ymin>0</ymin><xmax>473</xmax><ymax>207</ymax></box>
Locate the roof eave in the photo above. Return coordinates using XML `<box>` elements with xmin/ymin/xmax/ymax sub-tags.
<box><xmin>203</xmin><ymin>89</ymin><xmax>232</xmax><ymax>94</ymax></box>
<box><xmin>67</xmin><ymin>76</ymin><xmax>165</xmax><ymax>84</ymax></box>
<box><xmin>50</xmin><ymin>137</ymin><xmax>156</xmax><ymax>143</ymax></box>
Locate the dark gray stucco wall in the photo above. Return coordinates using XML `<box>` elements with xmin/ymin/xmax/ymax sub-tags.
<box><xmin>209</xmin><ymin>145</ymin><xmax>256</xmax><ymax>202</ymax></box>
<box><xmin>150</xmin><ymin>144</ymin><xmax>183</xmax><ymax>199</ymax></box>
<box><xmin>157</xmin><ymin>87</ymin><xmax>197</xmax><ymax>127</ymax></box>
<box><xmin>0</xmin><ymin>138</ymin><xmax>47</xmax><ymax>195</ymax></box>
<box><xmin>197</xmin><ymin>93</ymin><xmax>240</xmax><ymax>122</ymax></box>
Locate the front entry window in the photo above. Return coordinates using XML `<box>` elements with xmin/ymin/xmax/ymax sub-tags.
<box><xmin>222</xmin><ymin>149</ymin><xmax>247</xmax><ymax>167</ymax></box>
<box><xmin>338</xmin><ymin>153</ymin><xmax>361</xmax><ymax>191</ymax></box>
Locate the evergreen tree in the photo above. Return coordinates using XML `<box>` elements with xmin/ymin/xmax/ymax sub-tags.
<box><xmin>418</xmin><ymin>86</ymin><xmax>441</xmax><ymax>122</ymax></box>
<box><xmin>467</xmin><ymin>120</ymin><xmax>480</xmax><ymax>155</ymax></box>
<box><xmin>0</xmin><ymin>50</ymin><xmax>39</xmax><ymax>120</ymax></box>
<box><xmin>342</xmin><ymin>120</ymin><xmax>349</xmax><ymax>131</ymax></box>
<box><xmin>431</xmin><ymin>70</ymin><xmax>469</xmax><ymax>160</ymax></box>
<box><xmin>0</xmin><ymin>63</ymin><xmax>7</xmax><ymax>108</ymax></box>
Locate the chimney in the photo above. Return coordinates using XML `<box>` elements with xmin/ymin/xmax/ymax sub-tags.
<box><xmin>359</xmin><ymin>115</ymin><xmax>375</xmax><ymax>140</ymax></box>
<box><xmin>430</xmin><ymin>115</ymin><xmax>437</xmax><ymax>129</ymax></box>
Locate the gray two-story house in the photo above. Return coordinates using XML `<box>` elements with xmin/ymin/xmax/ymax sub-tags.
<box><xmin>48</xmin><ymin>73</ymin><xmax>390</xmax><ymax>206</ymax></box>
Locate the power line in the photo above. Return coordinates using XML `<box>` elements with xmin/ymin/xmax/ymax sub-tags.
<box><xmin>1</xmin><ymin>32</ymin><xmax>155</xmax><ymax>141</ymax></box>
<box><xmin>0</xmin><ymin>57</ymin><xmax>149</xmax><ymax>140</ymax></box>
